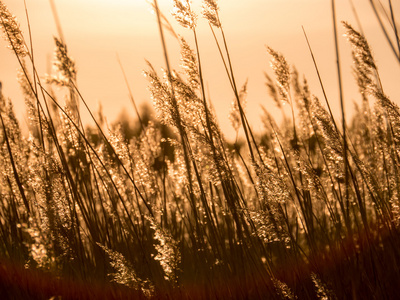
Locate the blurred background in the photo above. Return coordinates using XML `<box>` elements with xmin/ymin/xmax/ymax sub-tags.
<box><xmin>0</xmin><ymin>0</ymin><xmax>399</xmax><ymax>140</ymax></box>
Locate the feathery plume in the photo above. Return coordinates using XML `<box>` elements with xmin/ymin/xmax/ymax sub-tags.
<box><xmin>272</xmin><ymin>278</ymin><xmax>297</xmax><ymax>299</ymax></box>
<box><xmin>202</xmin><ymin>0</ymin><xmax>220</xmax><ymax>28</ymax></box>
<box><xmin>343</xmin><ymin>22</ymin><xmax>376</xmax><ymax>72</ymax></box>
<box><xmin>52</xmin><ymin>37</ymin><xmax>77</xmax><ymax>84</ymax></box>
<box><xmin>172</xmin><ymin>0</ymin><xmax>197</xmax><ymax>29</ymax></box>
<box><xmin>148</xmin><ymin>216</ymin><xmax>181</xmax><ymax>285</ymax></box>
<box><xmin>180</xmin><ymin>37</ymin><xmax>199</xmax><ymax>90</ymax></box>
<box><xmin>343</xmin><ymin>22</ymin><xmax>377</xmax><ymax>96</ymax></box>
<box><xmin>266</xmin><ymin>46</ymin><xmax>291</xmax><ymax>103</ymax></box>
<box><xmin>98</xmin><ymin>243</ymin><xmax>154</xmax><ymax>296</ymax></box>
<box><xmin>0</xmin><ymin>1</ymin><xmax>27</xmax><ymax>57</ymax></box>
<box><xmin>372</xmin><ymin>89</ymin><xmax>400</xmax><ymax>147</ymax></box>
<box><xmin>144</xmin><ymin>62</ymin><xmax>180</xmax><ymax>130</ymax></box>
<box><xmin>311</xmin><ymin>97</ymin><xmax>342</xmax><ymax>159</ymax></box>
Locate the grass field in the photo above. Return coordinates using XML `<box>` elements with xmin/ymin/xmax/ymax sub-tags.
<box><xmin>0</xmin><ymin>0</ymin><xmax>400</xmax><ymax>299</ymax></box>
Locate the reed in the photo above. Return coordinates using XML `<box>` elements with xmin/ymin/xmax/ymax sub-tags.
<box><xmin>0</xmin><ymin>0</ymin><xmax>399</xmax><ymax>299</ymax></box>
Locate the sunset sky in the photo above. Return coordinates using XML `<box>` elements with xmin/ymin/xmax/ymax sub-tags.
<box><xmin>0</xmin><ymin>0</ymin><xmax>399</xmax><ymax>139</ymax></box>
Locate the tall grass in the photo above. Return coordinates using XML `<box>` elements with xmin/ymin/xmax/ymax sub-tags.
<box><xmin>0</xmin><ymin>0</ymin><xmax>400</xmax><ymax>299</ymax></box>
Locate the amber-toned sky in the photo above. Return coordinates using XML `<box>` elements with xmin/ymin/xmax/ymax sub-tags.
<box><xmin>0</xmin><ymin>0</ymin><xmax>399</xmax><ymax>139</ymax></box>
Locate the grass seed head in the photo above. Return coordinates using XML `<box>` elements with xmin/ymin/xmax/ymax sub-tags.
<box><xmin>172</xmin><ymin>0</ymin><xmax>197</xmax><ymax>29</ymax></box>
<box><xmin>148</xmin><ymin>217</ymin><xmax>181</xmax><ymax>286</ymax></box>
<box><xmin>180</xmin><ymin>37</ymin><xmax>200</xmax><ymax>90</ymax></box>
<box><xmin>202</xmin><ymin>0</ymin><xmax>221</xmax><ymax>28</ymax></box>
<box><xmin>272</xmin><ymin>278</ymin><xmax>297</xmax><ymax>300</ymax></box>
<box><xmin>343</xmin><ymin>22</ymin><xmax>376</xmax><ymax>72</ymax></box>
<box><xmin>343</xmin><ymin>22</ymin><xmax>377</xmax><ymax>97</ymax></box>
<box><xmin>52</xmin><ymin>37</ymin><xmax>77</xmax><ymax>83</ymax></box>
<box><xmin>266</xmin><ymin>46</ymin><xmax>291</xmax><ymax>103</ymax></box>
<box><xmin>97</xmin><ymin>243</ymin><xmax>153</xmax><ymax>294</ymax></box>
<box><xmin>0</xmin><ymin>1</ymin><xmax>27</xmax><ymax>57</ymax></box>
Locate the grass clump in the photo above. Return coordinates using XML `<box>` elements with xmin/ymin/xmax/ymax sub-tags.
<box><xmin>0</xmin><ymin>0</ymin><xmax>400</xmax><ymax>299</ymax></box>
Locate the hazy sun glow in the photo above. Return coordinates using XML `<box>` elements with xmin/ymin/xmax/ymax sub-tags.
<box><xmin>0</xmin><ymin>0</ymin><xmax>399</xmax><ymax>139</ymax></box>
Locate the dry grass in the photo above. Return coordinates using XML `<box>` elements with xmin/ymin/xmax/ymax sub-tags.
<box><xmin>0</xmin><ymin>0</ymin><xmax>400</xmax><ymax>299</ymax></box>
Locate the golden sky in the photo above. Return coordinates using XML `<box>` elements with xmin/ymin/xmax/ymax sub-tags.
<box><xmin>0</xmin><ymin>0</ymin><xmax>399</xmax><ymax>139</ymax></box>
